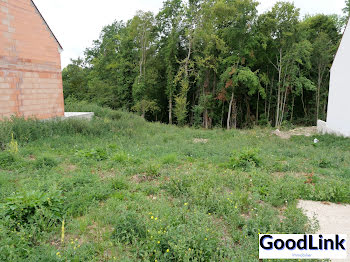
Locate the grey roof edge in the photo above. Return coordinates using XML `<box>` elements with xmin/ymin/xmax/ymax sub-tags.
<box><xmin>30</xmin><ymin>0</ymin><xmax>63</xmax><ymax>50</ymax></box>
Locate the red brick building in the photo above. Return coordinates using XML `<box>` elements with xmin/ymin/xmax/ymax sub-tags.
<box><xmin>0</xmin><ymin>0</ymin><xmax>64</xmax><ymax>119</ymax></box>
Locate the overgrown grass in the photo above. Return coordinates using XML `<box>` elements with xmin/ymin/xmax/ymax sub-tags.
<box><xmin>0</xmin><ymin>102</ymin><xmax>349</xmax><ymax>261</ymax></box>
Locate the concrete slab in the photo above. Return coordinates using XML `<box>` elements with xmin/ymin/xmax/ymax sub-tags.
<box><xmin>63</xmin><ymin>112</ymin><xmax>94</xmax><ymax>120</ymax></box>
<box><xmin>317</xmin><ymin>120</ymin><xmax>350</xmax><ymax>138</ymax></box>
<box><xmin>298</xmin><ymin>200</ymin><xmax>350</xmax><ymax>261</ymax></box>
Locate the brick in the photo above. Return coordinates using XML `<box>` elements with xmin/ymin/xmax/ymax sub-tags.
<box><xmin>0</xmin><ymin>100</ymin><xmax>15</xmax><ymax>107</ymax></box>
<box><xmin>0</xmin><ymin>82</ymin><xmax>9</xmax><ymax>88</ymax></box>
<box><xmin>0</xmin><ymin>0</ymin><xmax>64</xmax><ymax>120</ymax></box>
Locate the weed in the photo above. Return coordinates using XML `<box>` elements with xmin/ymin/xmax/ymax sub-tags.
<box><xmin>8</xmin><ymin>133</ymin><xmax>18</xmax><ymax>154</ymax></box>
<box><xmin>0</xmin><ymin>190</ymin><xmax>64</xmax><ymax>231</ymax></box>
<box><xmin>111</xmin><ymin>177</ymin><xmax>129</xmax><ymax>190</ymax></box>
<box><xmin>112</xmin><ymin>211</ymin><xmax>147</xmax><ymax>244</ymax></box>
<box><xmin>228</xmin><ymin>148</ymin><xmax>261</xmax><ymax>170</ymax></box>
<box><xmin>111</xmin><ymin>152</ymin><xmax>129</xmax><ymax>163</ymax></box>
<box><xmin>318</xmin><ymin>159</ymin><xmax>333</xmax><ymax>168</ymax></box>
<box><xmin>76</xmin><ymin>148</ymin><xmax>108</xmax><ymax>161</ymax></box>
<box><xmin>0</xmin><ymin>152</ymin><xmax>16</xmax><ymax>168</ymax></box>
<box><xmin>161</xmin><ymin>153</ymin><xmax>178</xmax><ymax>165</ymax></box>
<box><xmin>34</xmin><ymin>156</ymin><xmax>58</xmax><ymax>169</ymax></box>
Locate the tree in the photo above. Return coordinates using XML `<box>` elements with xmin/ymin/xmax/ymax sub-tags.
<box><xmin>61</xmin><ymin>0</ymin><xmax>341</xmax><ymax>129</ymax></box>
<box><xmin>343</xmin><ymin>0</ymin><xmax>350</xmax><ymax>25</ymax></box>
<box><xmin>220</xmin><ymin>66</ymin><xmax>263</xmax><ymax>129</ymax></box>
<box><xmin>157</xmin><ymin>0</ymin><xmax>184</xmax><ymax>124</ymax></box>
<box><xmin>302</xmin><ymin>14</ymin><xmax>340</xmax><ymax>122</ymax></box>
<box><xmin>258</xmin><ymin>2</ymin><xmax>303</xmax><ymax>126</ymax></box>
<box><xmin>62</xmin><ymin>58</ymin><xmax>88</xmax><ymax>100</ymax></box>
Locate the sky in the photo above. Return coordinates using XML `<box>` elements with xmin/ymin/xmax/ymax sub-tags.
<box><xmin>33</xmin><ymin>0</ymin><xmax>346</xmax><ymax>68</ymax></box>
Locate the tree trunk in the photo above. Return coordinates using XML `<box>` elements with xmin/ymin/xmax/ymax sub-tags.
<box><xmin>227</xmin><ymin>92</ymin><xmax>234</xmax><ymax>130</ymax></box>
<box><xmin>169</xmin><ymin>96</ymin><xmax>173</xmax><ymax>124</ymax></box>
<box><xmin>290</xmin><ymin>95</ymin><xmax>295</xmax><ymax>122</ymax></box>
<box><xmin>232</xmin><ymin>98</ymin><xmax>237</xmax><ymax>129</ymax></box>
<box><xmin>275</xmin><ymin>49</ymin><xmax>282</xmax><ymax>127</ymax></box>
<box><xmin>221</xmin><ymin>102</ymin><xmax>225</xmax><ymax>127</ymax></box>
<box><xmin>267</xmin><ymin>77</ymin><xmax>273</xmax><ymax>122</ymax></box>
<box><xmin>279</xmin><ymin>88</ymin><xmax>288</xmax><ymax>127</ymax></box>
<box><xmin>203</xmin><ymin>70</ymin><xmax>210</xmax><ymax>129</ymax></box>
<box><xmin>301</xmin><ymin>89</ymin><xmax>307</xmax><ymax>118</ymax></box>
<box><xmin>316</xmin><ymin>64</ymin><xmax>325</xmax><ymax>123</ymax></box>
<box><xmin>204</xmin><ymin>109</ymin><xmax>209</xmax><ymax>129</ymax></box>
<box><xmin>256</xmin><ymin>92</ymin><xmax>260</xmax><ymax>124</ymax></box>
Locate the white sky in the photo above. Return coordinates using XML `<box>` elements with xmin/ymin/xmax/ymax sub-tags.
<box><xmin>33</xmin><ymin>0</ymin><xmax>346</xmax><ymax>68</ymax></box>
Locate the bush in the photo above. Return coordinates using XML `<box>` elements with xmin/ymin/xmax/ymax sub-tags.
<box><xmin>0</xmin><ymin>190</ymin><xmax>64</xmax><ymax>231</ymax></box>
<box><xmin>34</xmin><ymin>156</ymin><xmax>58</xmax><ymax>169</ymax></box>
<box><xmin>161</xmin><ymin>153</ymin><xmax>178</xmax><ymax>165</ymax></box>
<box><xmin>111</xmin><ymin>177</ymin><xmax>129</xmax><ymax>190</ymax></box>
<box><xmin>0</xmin><ymin>152</ymin><xmax>16</xmax><ymax>168</ymax></box>
<box><xmin>111</xmin><ymin>152</ymin><xmax>129</xmax><ymax>163</ymax></box>
<box><xmin>112</xmin><ymin>211</ymin><xmax>147</xmax><ymax>244</ymax></box>
<box><xmin>75</xmin><ymin>148</ymin><xmax>108</xmax><ymax>161</ymax></box>
<box><xmin>228</xmin><ymin>148</ymin><xmax>261</xmax><ymax>170</ymax></box>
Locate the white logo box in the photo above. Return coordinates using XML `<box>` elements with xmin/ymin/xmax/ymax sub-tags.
<box><xmin>259</xmin><ymin>234</ymin><xmax>347</xmax><ymax>259</ymax></box>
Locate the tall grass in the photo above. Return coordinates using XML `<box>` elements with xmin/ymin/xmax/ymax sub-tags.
<box><xmin>0</xmin><ymin>102</ymin><xmax>348</xmax><ymax>261</ymax></box>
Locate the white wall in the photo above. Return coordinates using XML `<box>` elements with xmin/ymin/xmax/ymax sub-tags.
<box><xmin>326</xmin><ymin>22</ymin><xmax>350</xmax><ymax>137</ymax></box>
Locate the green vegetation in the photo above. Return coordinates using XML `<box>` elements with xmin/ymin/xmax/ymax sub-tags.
<box><xmin>0</xmin><ymin>103</ymin><xmax>349</xmax><ymax>261</ymax></box>
<box><xmin>63</xmin><ymin>0</ymin><xmax>350</xmax><ymax>129</ymax></box>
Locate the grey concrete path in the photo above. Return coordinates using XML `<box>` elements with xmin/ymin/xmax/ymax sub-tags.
<box><xmin>298</xmin><ymin>200</ymin><xmax>350</xmax><ymax>262</ymax></box>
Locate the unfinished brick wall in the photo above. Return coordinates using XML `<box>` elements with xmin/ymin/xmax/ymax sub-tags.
<box><xmin>0</xmin><ymin>0</ymin><xmax>64</xmax><ymax>119</ymax></box>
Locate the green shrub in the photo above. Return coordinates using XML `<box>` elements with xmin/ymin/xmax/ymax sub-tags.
<box><xmin>165</xmin><ymin>177</ymin><xmax>192</xmax><ymax>197</ymax></box>
<box><xmin>111</xmin><ymin>152</ymin><xmax>129</xmax><ymax>163</ymax></box>
<box><xmin>317</xmin><ymin>159</ymin><xmax>333</xmax><ymax>168</ymax></box>
<box><xmin>34</xmin><ymin>156</ymin><xmax>58</xmax><ymax>169</ymax></box>
<box><xmin>228</xmin><ymin>148</ymin><xmax>261</xmax><ymax>170</ymax></box>
<box><xmin>161</xmin><ymin>153</ymin><xmax>178</xmax><ymax>165</ymax></box>
<box><xmin>111</xmin><ymin>177</ymin><xmax>129</xmax><ymax>190</ymax></box>
<box><xmin>75</xmin><ymin>148</ymin><xmax>108</xmax><ymax>161</ymax></box>
<box><xmin>0</xmin><ymin>190</ymin><xmax>64</xmax><ymax>231</ymax></box>
<box><xmin>112</xmin><ymin>211</ymin><xmax>147</xmax><ymax>244</ymax></box>
<box><xmin>145</xmin><ymin>164</ymin><xmax>161</xmax><ymax>178</ymax></box>
<box><xmin>280</xmin><ymin>205</ymin><xmax>319</xmax><ymax>234</ymax></box>
<box><xmin>0</xmin><ymin>152</ymin><xmax>16</xmax><ymax>168</ymax></box>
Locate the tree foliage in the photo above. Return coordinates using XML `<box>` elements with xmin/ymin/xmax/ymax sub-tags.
<box><xmin>63</xmin><ymin>0</ymin><xmax>345</xmax><ymax>128</ymax></box>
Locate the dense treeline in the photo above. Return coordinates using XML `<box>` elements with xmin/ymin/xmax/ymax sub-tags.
<box><xmin>63</xmin><ymin>0</ymin><xmax>350</xmax><ymax>128</ymax></box>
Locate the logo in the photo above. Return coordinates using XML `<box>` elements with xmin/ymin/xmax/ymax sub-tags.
<box><xmin>259</xmin><ymin>234</ymin><xmax>347</xmax><ymax>259</ymax></box>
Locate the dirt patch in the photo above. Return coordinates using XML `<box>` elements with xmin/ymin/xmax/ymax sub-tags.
<box><xmin>271</xmin><ymin>171</ymin><xmax>311</xmax><ymax>179</ymax></box>
<box><xmin>28</xmin><ymin>155</ymin><xmax>36</xmax><ymax>161</ymax></box>
<box><xmin>193</xmin><ymin>138</ymin><xmax>209</xmax><ymax>144</ymax></box>
<box><xmin>64</xmin><ymin>164</ymin><xmax>77</xmax><ymax>172</ymax></box>
<box><xmin>272</xmin><ymin>126</ymin><xmax>317</xmax><ymax>139</ymax></box>
<box><xmin>298</xmin><ymin>200</ymin><xmax>350</xmax><ymax>262</ymax></box>
<box><xmin>98</xmin><ymin>171</ymin><xmax>116</xmax><ymax>180</ymax></box>
<box><xmin>131</xmin><ymin>174</ymin><xmax>159</xmax><ymax>183</ymax></box>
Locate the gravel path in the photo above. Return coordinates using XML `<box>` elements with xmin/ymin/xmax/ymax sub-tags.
<box><xmin>298</xmin><ymin>200</ymin><xmax>350</xmax><ymax>261</ymax></box>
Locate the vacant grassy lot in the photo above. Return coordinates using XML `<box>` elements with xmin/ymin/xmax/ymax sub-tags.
<box><xmin>0</xmin><ymin>103</ymin><xmax>349</xmax><ymax>262</ymax></box>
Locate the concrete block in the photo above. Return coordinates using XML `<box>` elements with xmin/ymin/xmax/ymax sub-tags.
<box><xmin>317</xmin><ymin>120</ymin><xmax>350</xmax><ymax>138</ymax></box>
<box><xmin>63</xmin><ymin>112</ymin><xmax>94</xmax><ymax>121</ymax></box>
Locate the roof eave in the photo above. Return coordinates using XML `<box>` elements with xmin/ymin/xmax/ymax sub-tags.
<box><xmin>30</xmin><ymin>0</ymin><xmax>63</xmax><ymax>51</ymax></box>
